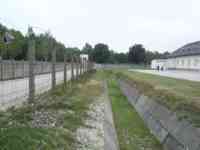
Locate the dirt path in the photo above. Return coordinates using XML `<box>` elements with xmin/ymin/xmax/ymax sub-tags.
<box><xmin>75</xmin><ymin>81</ymin><xmax>119</xmax><ymax>150</ymax></box>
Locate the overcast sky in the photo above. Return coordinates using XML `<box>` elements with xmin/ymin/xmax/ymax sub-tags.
<box><xmin>1</xmin><ymin>0</ymin><xmax>200</xmax><ymax>52</ymax></box>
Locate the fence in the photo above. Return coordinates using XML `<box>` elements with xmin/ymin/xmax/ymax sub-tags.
<box><xmin>0</xmin><ymin>57</ymin><xmax>93</xmax><ymax>110</ymax></box>
<box><xmin>0</xmin><ymin>60</ymin><xmax>65</xmax><ymax>80</ymax></box>
<box><xmin>0</xmin><ymin>27</ymin><xmax>94</xmax><ymax>110</ymax></box>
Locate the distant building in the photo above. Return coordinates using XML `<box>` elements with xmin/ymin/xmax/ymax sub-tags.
<box><xmin>151</xmin><ymin>59</ymin><xmax>166</xmax><ymax>70</ymax></box>
<box><xmin>151</xmin><ymin>41</ymin><xmax>200</xmax><ymax>71</ymax></box>
<box><xmin>80</xmin><ymin>54</ymin><xmax>89</xmax><ymax>62</ymax></box>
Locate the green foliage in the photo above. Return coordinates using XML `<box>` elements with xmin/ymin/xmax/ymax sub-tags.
<box><xmin>82</xmin><ymin>43</ymin><xmax>93</xmax><ymax>60</ymax></box>
<box><xmin>115</xmin><ymin>70</ymin><xmax>200</xmax><ymax>126</ymax></box>
<box><xmin>93</xmin><ymin>43</ymin><xmax>110</xmax><ymax>63</ymax></box>
<box><xmin>128</xmin><ymin>44</ymin><xmax>146</xmax><ymax>64</ymax></box>
<box><xmin>0</xmin><ymin>72</ymin><xmax>102</xmax><ymax>149</ymax></box>
<box><xmin>0</xmin><ymin>23</ymin><xmax>80</xmax><ymax>61</ymax></box>
<box><xmin>0</xmin><ymin>23</ymin><xmax>170</xmax><ymax>63</ymax></box>
<box><xmin>107</xmin><ymin>77</ymin><xmax>163</xmax><ymax>150</ymax></box>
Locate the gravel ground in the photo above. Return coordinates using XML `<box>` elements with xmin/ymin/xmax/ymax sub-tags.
<box><xmin>75</xmin><ymin>95</ymin><xmax>105</xmax><ymax>150</ymax></box>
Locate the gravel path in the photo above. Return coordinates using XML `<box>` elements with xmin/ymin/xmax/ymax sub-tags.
<box><xmin>130</xmin><ymin>69</ymin><xmax>200</xmax><ymax>82</ymax></box>
<box><xmin>75</xmin><ymin>96</ymin><xmax>104</xmax><ymax>150</ymax></box>
<box><xmin>75</xmin><ymin>81</ymin><xmax>119</xmax><ymax>150</ymax></box>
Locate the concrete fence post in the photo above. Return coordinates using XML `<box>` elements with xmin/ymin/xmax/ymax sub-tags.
<box><xmin>71</xmin><ymin>55</ymin><xmax>74</xmax><ymax>80</ymax></box>
<box><xmin>22</xmin><ymin>60</ymin><xmax>25</xmax><ymax>77</ymax></box>
<box><xmin>85</xmin><ymin>60</ymin><xmax>88</xmax><ymax>72</ymax></box>
<box><xmin>51</xmin><ymin>47</ymin><xmax>56</xmax><ymax>90</ymax></box>
<box><xmin>64</xmin><ymin>53</ymin><xmax>67</xmax><ymax>85</ymax></box>
<box><xmin>82</xmin><ymin>59</ymin><xmax>84</xmax><ymax>74</ymax></box>
<box><xmin>80</xmin><ymin>57</ymin><xmax>82</xmax><ymax>76</ymax></box>
<box><xmin>12</xmin><ymin>59</ymin><xmax>15</xmax><ymax>79</ymax></box>
<box><xmin>78</xmin><ymin>57</ymin><xmax>81</xmax><ymax>77</ymax></box>
<box><xmin>83</xmin><ymin>59</ymin><xmax>86</xmax><ymax>73</ymax></box>
<box><xmin>28</xmin><ymin>27</ymin><xmax>35</xmax><ymax>102</ymax></box>
<box><xmin>76</xmin><ymin>56</ymin><xmax>79</xmax><ymax>80</ymax></box>
<box><xmin>0</xmin><ymin>60</ymin><xmax>3</xmax><ymax>80</ymax></box>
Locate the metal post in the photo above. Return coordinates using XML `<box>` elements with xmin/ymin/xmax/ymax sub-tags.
<box><xmin>28</xmin><ymin>27</ymin><xmax>35</xmax><ymax>102</ymax></box>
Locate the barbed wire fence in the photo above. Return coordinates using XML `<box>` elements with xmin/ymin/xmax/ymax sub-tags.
<box><xmin>0</xmin><ymin>26</ymin><xmax>93</xmax><ymax>110</ymax></box>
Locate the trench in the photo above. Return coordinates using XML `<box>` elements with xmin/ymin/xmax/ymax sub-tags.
<box><xmin>118</xmin><ymin>79</ymin><xmax>200</xmax><ymax>150</ymax></box>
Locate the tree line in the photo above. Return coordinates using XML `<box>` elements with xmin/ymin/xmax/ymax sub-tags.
<box><xmin>0</xmin><ymin>23</ymin><xmax>169</xmax><ymax>64</ymax></box>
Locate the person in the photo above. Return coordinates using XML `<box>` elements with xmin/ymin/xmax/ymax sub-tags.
<box><xmin>157</xmin><ymin>66</ymin><xmax>160</xmax><ymax>71</ymax></box>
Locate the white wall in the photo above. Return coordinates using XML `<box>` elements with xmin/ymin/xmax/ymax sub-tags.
<box><xmin>151</xmin><ymin>59</ymin><xmax>166</xmax><ymax>70</ymax></box>
<box><xmin>166</xmin><ymin>55</ymin><xmax>200</xmax><ymax>70</ymax></box>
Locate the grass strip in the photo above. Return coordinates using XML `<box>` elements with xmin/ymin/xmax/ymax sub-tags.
<box><xmin>107</xmin><ymin>78</ymin><xmax>163</xmax><ymax>150</ymax></box>
<box><xmin>0</xmin><ymin>71</ymin><xmax>102</xmax><ymax>150</ymax></box>
<box><xmin>113</xmin><ymin>70</ymin><xmax>200</xmax><ymax>127</ymax></box>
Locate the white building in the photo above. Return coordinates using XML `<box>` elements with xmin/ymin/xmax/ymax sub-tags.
<box><xmin>151</xmin><ymin>59</ymin><xmax>167</xmax><ymax>70</ymax></box>
<box><xmin>80</xmin><ymin>54</ymin><xmax>89</xmax><ymax>62</ymax></box>
<box><xmin>151</xmin><ymin>41</ymin><xmax>200</xmax><ymax>71</ymax></box>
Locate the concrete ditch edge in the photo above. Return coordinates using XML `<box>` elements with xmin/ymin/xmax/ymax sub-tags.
<box><xmin>104</xmin><ymin>81</ymin><xmax>120</xmax><ymax>150</ymax></box>
<box><xmin>118</xmin><ymin>79</ymin><xmax>200</xmax><ymax>150</ymax></box>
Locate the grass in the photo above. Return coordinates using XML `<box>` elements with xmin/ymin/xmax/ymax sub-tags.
<box><xmin>113</xmin><ymin>70</ymin><xmax>200</xmax><ymax>126</ymax></box>
<box><xmin>0</xmin><ymin>71</ymin><xmax>102</xmax><ymax>150</ymax></box>
<box><xmin>107</xmin><ymin>77</ymin><xmax>163</xmax><ymax>150</ymax></box>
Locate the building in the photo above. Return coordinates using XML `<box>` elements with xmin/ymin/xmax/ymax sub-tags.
<box><xmin>151</xmin><ymin>41</ymin><xmax>200</xmax><ymax>71</ymax></box>
<box><xmin>151</xmin><ymin>59</ymin><xmax>166</xmax><ymax>70</ymax></box>
<box><xmin>80</xmin><ymin>54</ymin><xmax>89</xmax><ymax>62</ymax></box>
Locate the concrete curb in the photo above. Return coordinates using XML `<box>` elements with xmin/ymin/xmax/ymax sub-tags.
<box><xmin>118</xmin><ymin>79</ymin><xmax>200</xmax><ymax>150</ymax></box>
<box><xmin>103</xmin><ymin>81</ymin><xmax>120</xmax><ymax>150</ymax></box>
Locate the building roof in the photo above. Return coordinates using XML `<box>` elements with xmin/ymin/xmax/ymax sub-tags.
<box><xmin>169</xmin><ymin>41</ymin><xmax>200</xmax><ymax>58</ymax></box>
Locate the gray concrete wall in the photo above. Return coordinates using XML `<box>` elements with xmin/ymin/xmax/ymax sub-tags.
<box><xmin>119</xmin><ymin>80</ymin><xmax>200</xmax><ymax>150</ymax></box>
<box><xmin>0</xmin><ymin>60</ymin><xmax>66</xmax><ymax>80</ymax></box>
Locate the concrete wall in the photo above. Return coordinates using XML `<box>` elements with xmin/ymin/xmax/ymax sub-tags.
<box><xmin>119</xmin><ymin>79</ymin><xmax>200</xmax><ymax>150</ymax></box>
<box><xmin>0</xmin><ymin>60</ymin><xmax>65</xmax><ymax>80</ymax></box>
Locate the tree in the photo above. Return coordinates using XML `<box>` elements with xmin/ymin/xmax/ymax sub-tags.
<box><xmin>82</xmin><ymin>43</ymin><xmax>93</xmax><ymax>60</ymax></box>
<box><xmin>93</xmin><ymin>43</ymin><xmax>110</xmax><ymax>63</ymax></box>
<box><xmin>128</xmin><ymin>44</ymin><xmax>146</xmax><ymax>64</ymax></box>
<box><xmin>115</xmin><ymin>52</ymin><xmax>128</xmax><ymax>63</ymax></box>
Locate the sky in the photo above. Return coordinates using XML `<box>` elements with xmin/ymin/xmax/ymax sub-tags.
<box><xmin>1</xmin><ymin>0</ymin><xmax>200</xmax><ymax>53</ymax></box>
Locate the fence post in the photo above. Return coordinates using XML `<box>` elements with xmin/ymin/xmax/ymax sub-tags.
<box><xmin>28</xmin><ymin>27</ymin><xmax>35</xmax><ymax>102</ymax></box>
<box><xmin>71</xmin><ymin>55</ymin><xmax>74</xmax><ymax>81</ymax></box>
<box><xmin>76</xmin><ymin>56</ymin><xmax>79</xmax><ymax>80</ymax></box>
<box><xmin>85</xmin><ymin>59</ymin><xmax>88</xmax><ymax>72</ymax></box>
<box><xmin>51</xmin><ymin>47</ymin><xmax>56</xmax><ymax>90</ymax></box>
<box><xmin>0</xmin><ymin>59</ymin><xmax>3</xmax><ymax>80</ymax></box>
<box><xmin>83</xmin><ymin>58</ymin><xmax>86</xmax><ymax>73</ymax></box>
<box><xmin>80</xmin><ymin>57</ymin><xmax>82</xmax><ymax>76</ymax></box>
<box><xmin>64</xmin><ymin>53</ymin><xmax>67</xmax><ymax>85</ymax></box>
<box><xmin>12</xmin><ymin>59</ymin><xmax>15</xmax><ymax>79</ymax></box>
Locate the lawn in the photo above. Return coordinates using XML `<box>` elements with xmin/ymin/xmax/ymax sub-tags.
<box><xmin>107</xmin><ymin>78</ymin><xmax>163</xmax><ymax>150</ymax></box>
<box><xmin>0</xmin><ymin>72</ymin><xmax>102</xmax><ymax>150</ymax></box>
<box><xmin>114</xmin><ymin>70</ymin><xmax>200</xmax><ymax>126</ymax></box>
